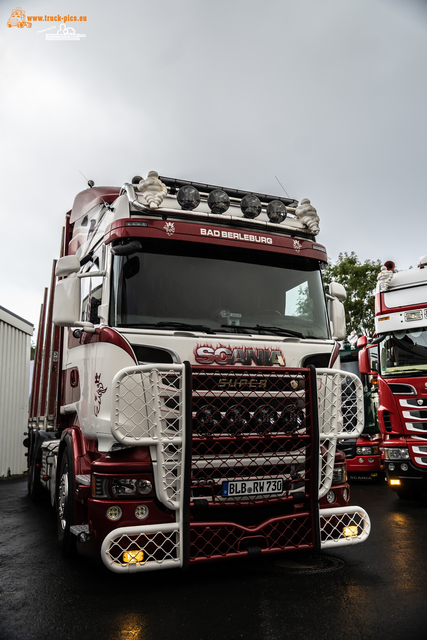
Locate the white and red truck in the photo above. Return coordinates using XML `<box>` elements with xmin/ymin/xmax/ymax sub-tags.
<box><xmin>359</xmin><ymin>257</ymin><xmax>427</xmax><ymax>499</ymax></box>
<box><xmin>26</xmin><ymin>171</ymin><xmax>370</xmax><ymax>572</ymax></box>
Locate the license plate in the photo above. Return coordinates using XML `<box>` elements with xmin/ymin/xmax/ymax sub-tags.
<box><xmin>222</xmin><ymin>478</ymin><xmax>283</xmax><ymax>497</ymax></box>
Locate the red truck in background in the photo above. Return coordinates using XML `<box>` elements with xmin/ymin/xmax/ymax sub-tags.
<box><xmin>359</xmin><ymin>257</ymin><xmax>427</xmax><ymax>499</ymax></box>
<box><xmin>338</xmin><ymin>344</ymin><xmax>382</xmax><ymax>482</ymax></box>
<box><xmin>26</xmin><ymin>171</ymin><xmax>370</xmax><ymax>573</ymax></box>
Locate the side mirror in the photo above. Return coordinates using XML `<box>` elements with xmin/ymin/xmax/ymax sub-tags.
<box><xmin>56</xmin><ymin>255</ymin><xmax>80</xmax><ymax>277</ymax></box>
<box><xmin>330</xmin><ymin>281</ymin><xmax>346</xmax><ymax>302</ymax></box>
<box><xmin>330</xmin><ymin>298</ymin><xmax>346</xmax><ymax>341</ymax></box>
<box><xmin>358</xmin><ymin>345</ymin><xmax>378</xmax><ymax>376</ymax></box>
<box><xmin>357</xmin><ymin>335</ymin><xmax>368</xmax><ymax>348</ymax></box>
<box><xmin>53</xmin><ymin>275</ymin><xmax>80</xmax><ymax>327</ymax></box>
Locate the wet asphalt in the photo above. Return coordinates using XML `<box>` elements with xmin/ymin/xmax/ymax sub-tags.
<box><xmin>0</xmin><ymin>478</ymin><xmax>426</xmax><ymax>640</ymax></box>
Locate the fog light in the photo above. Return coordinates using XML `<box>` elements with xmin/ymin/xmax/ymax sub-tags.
<box><xmin>106</xmin><ymin>506</ymin><xmax>122</xmax><ymax>521</ymax></box>
<box><xmin>135</xmin><ymin>504</ymin><xmax>149</xmax><ymax>520</ymax></box>
<box><xmin>343</xmin><ymin>526</ymin><xmax>358</xmax><ymax>537</ymax></box>
<box><xmin>358</xmin><ymin>457</ymin><xmax>364</xmax><ymax>463</ymax></box>
<box><xmin>401</xmin><ymin>463</ymin><xmax>409</xmax><ymax>471</ymax></box>
<box><xmin>368</xmin><ymin>457</ymin><xmax>374</xmax><ymax>463</ymax></box>
<box><xmin>240</xmin><ymin>194</ymin><xmax>262</xmax><ymax>219</ymax></box>
<box><xmin>388</xmin><ymin>463</ymin><xmax>395</xmax><ymax>471</ymax></box>
<box><xmin>343</xmin><ymin>487</ymin><xmax>349</xmax><ymax>502</ymax></box>
<box><xmin>207</xmin><ymin>189</ymin><xmax>230</xmax><ymax>214</ymax></box>
<box><xmin>326</xmin><ymin>489</ymin><xmax>336</xmax><ymax>504</ymax></box>
<box><xmin>177</xmin><ymin>185</ymin><xmax>200</xmax><ymax>210</ymax></box>
<box><xmin>266</xmin><ymin>200</ymin><xmax>287</xmax><ymax>223</ymax></box>
<box><xmin>123</xmin><ymin>550</ymin><xmax>144</xmax><ymax>564</ymax></box>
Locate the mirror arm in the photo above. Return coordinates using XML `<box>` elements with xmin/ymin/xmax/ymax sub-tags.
<box><xmin>73</xmin><ymin>321</ymin><xmax>96</xmax><ymax>334</ymax></box>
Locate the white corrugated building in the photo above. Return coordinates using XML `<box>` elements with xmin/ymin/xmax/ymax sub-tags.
<box><xmin>0</xmin><ymin>306</ymin><xmax>34</xmax><ymax>477</ymax></box>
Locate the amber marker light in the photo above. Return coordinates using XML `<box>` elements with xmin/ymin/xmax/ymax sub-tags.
<box><xmin>123</xmin><ymin>550</ymin><xmax>144</xmax><ymax>564</ymax></box>
<box><xmin>390</xmin><ymin>479</ymin><xmax>401</xmax><ymax>486</ymax></box>
<box><xmin>343</xmin><ymin>526</ymin><xmax>359</xmax><ymax>537</ymax></box>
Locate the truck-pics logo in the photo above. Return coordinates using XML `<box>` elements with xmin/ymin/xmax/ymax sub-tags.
<box><xmin>7</xmin><ymin>7</ymin><xmax>32</xmax><ymax>28</ymax></box>
<box><xmin>195</xmin><ymin>345</ymin><xmax>286</xmax><ymax>366</ymax></box>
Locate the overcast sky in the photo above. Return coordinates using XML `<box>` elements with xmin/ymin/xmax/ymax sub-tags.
<box><xmin>1</xmin><ymin>0</ymin><xmax>427</xmax><ymax>335</ymax></box>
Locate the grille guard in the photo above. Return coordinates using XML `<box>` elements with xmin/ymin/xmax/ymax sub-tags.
<box><xmin>102</xmin><ymin>364</ymin><xmax>368</xmax><ymax>572</ymax></box>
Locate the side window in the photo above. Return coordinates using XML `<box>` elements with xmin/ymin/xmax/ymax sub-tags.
<box><xmin>80</xmin><ymin>258</ymin><xmax>103</xmax><ymax>325</ymax></box>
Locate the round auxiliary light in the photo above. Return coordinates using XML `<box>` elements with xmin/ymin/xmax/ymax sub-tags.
<box><xmin>240</xmin><ymin>194</ymin><xmax>262</xmax><ymax>219</ymax></box>
<box><xmin>106</xmin><ymin>505</ymin><xmax>122</xmax><ymax>521</ymax></box>
<box><xmin>401</xmin><ymin>463</ymin><xmax>409</xmax><ymax>472</ymax></box>
<box><xmin>226</xmin><ymin>404</ymin><xmax>251</xmax><ymax>435</ymax></box>
<box><xmin>177</xmin><ymin>185</ymin><xmax>201</xmax><ymax>211</ymax></box>
<box><xmin>137</xmin><ymin>479</ymin><xmax>152</xmax><ymax>495</ymax></box>
<box><xmin>343</xmin><ymin>487</ymin><xmax>349</xmax><ymax>502</ymax></box>
<box><xmin>207</xmin><ymin>189</ymin><xmax>230</xmax><ymax>214</ymax></box>
<box><xmin>135</xmin><ymin>504</ymin><xmax>149</xmax><ymax>520</ymax></box>
<box><xmin>267</xmin><ymin>200</ymin><xmax>287</xmax><ymax>224</ymax></box>
<box><xmin>326</xmin><ymin>490</ymin><xmax>336</xmax><ymax>504</ymax></box>
<box><xmin>253</xmin><ymin>404</ymin><xmax>278</xmax><ymax>434</ymax></box>
<box><xmin>195</xmin><ymin>405</ymin><xmax>222</xmax><ymax>436</ymax></box>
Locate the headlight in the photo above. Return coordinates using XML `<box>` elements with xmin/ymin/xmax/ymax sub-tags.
<box><xmin>111</xmin><ymin>479</ymin><xmax>137</xmax><ymax>496</ymax></box>
<box><xmin>356</xmin><ymin>446</ymin><xmax>379</xmax><ymax>456</ymax></box>
<box><xmin>332</xmin><ymin>466</ymin><xmax>347</xmax><ymax>484</ymax></box>
<box><xmin>92</xmin><ymin>476</ymin><xmax>153</xmax><ymax>498</ymax></box>
<box><xmin>383</xmin><ymin>448</ymin><xmax>410</xmax><ymax>461</ymax></box>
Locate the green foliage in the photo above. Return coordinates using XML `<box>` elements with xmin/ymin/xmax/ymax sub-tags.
<box><xmin>322</xmin><ymin>251</ymin><xmax>382</xmax><ymax>337</ymax></box>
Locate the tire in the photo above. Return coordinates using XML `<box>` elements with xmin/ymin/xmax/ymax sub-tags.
<box><xmin>27</xmin><ymin>431</ymin><xmax>44</xmax><ymax>502</ymax></box>
<box><xmin>56</xmin><ymin>444</ymin><xmax>76</xmax><ymax>557</ymax></box>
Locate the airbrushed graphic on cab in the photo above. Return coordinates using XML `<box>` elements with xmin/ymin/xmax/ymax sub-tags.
<box><xmin>194</xmin><ymin>344</ymin><xmax>286</xmax><ymax>366</ymax></box>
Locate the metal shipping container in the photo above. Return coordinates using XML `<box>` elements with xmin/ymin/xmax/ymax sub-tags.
<box><xmin>0</xmin><ymin>306</ymin><xmax>33</xmax><ymax>477</ymax></box>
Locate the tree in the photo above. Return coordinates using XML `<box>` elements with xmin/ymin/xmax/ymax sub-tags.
<box><xmin>322</xmin><ymin>251</ymin><xmax>382</xmax><ymax>337</ymax></box>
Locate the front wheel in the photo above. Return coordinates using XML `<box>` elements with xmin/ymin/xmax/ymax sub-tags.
<box><xmin>56</xmin><ymin>445</ymin><xmax>76</xmax><ymax>556</ymax></box>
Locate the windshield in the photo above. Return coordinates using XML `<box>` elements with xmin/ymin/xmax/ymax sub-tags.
<box><xmin>109</xmin><ymin>239</ymin><xmax>330</xmax><ymax>339</ymax></box>
<box><xmin>380</xmin><ymin>328</ymin><xmax>427</xmax><ymax>377</ymax></box>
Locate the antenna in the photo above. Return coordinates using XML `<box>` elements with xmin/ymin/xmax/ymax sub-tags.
<box><xmin>78</xmin><ymin>170</ymin><xmax>112</xmax><ymax>212</ymax></box>
<box><xmin>275</xmin><ymin>175</ymin><xmax>290</xmax><ymax>199</ymax></box>
<box><xmin>79</xmin><ymin>170</ymin><xmax>95</xmax><ymax>188</ymax></box>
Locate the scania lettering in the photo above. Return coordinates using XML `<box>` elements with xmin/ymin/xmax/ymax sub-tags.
<box><xmin>26</xmin><ymin>171</ymin><xmax>370</xmax><ymax>573</ymax></box>
<box><xmin>358</xmin><ymin>257</ymin><xmax>427</xmax><ymax>498</ymax></box>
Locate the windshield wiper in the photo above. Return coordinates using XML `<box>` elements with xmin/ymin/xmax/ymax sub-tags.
<box><xmin>221</xmin><ymin>324</ymin><xmax>303</xmax><ymax>338</ymax></box>
<box><xmin>139</xmin><ymin>321</ymin><xmax>216</xmax><ymax>334</ymax></box>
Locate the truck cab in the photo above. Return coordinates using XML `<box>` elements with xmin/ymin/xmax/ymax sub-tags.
<box><xmin>359</xmin><ymin>258</ymin><xmax>427</xmax><ymax>498</ymax></box>
<box><xmin>27</xmin><ymin>172</ymin><xmax>370</xmax><ymax>571</ymax></box>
